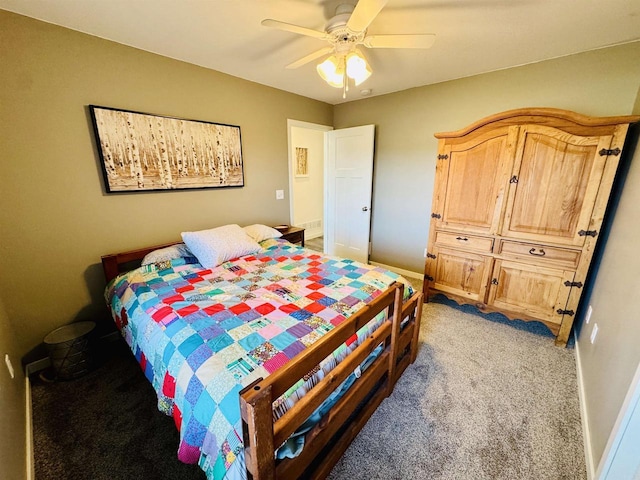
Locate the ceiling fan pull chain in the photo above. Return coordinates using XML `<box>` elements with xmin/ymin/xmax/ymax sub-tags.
<box><xmin>343</xmin><ymin>65</ymin><xmax>347</xmax><ymax>99</ymax></box>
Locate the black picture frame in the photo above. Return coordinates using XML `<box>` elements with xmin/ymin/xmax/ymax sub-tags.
<box><xmin>89</xmin><ymin>105</ymin><xmax>244</xmax><ymax>193</ymax></box>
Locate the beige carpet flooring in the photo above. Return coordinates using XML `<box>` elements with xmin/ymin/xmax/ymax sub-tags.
<box><xmin>328</xmin><ymin>277</ymin><xmax>585</xmax><ymax>479</ymax></box>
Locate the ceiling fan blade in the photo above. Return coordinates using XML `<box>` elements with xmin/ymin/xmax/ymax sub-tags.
<box><xmin>347</xmin><ymin>0</ymin><xmax>388</xmax><ymax>32</ymax></box>
<box><xmin>364</xmin><ymin>34</ymin><xmax>436</xmax><ymax>49</ymax></box>
<box><xmin>286</xmin><ymin>47</ymin><xmax>334</xmax><ymax>69</ymax></box>
<box><xmin>261</xmin><ymin>19</ymin><xmax>328</xmax><ymax>40</ymax></box>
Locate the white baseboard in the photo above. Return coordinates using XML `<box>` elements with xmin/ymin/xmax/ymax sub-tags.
<box><xmin>368</xmin><ymin>261</ymin><xmax>423</xmax><ymax>280</ymax></box>
<box><xmin>25</xmin><ymin>357</ymin><xmax>50</xmax><ymax>376</ymax></box>
<box><xmin>575</xmin><ymin>332</ymin><xmax>595</xmax><ymax>479</ymax></box>
<box><xmin>25</xmin><ymin>376</ymin><xmax>34</xmax><ymax>480</ymax></box>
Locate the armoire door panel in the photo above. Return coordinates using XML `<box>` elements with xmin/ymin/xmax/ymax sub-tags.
<box><xmin>487</xmin><ymin>260</ymin><xmax>575</xmax><ymax>324</ymax></box>
<box><xmin>439</xmin><ymin>127</ymin><xmax>518</xmax><ymax>234</ymax></box>
<box><xmin>502</xmin><ymin>125</ymin><xmax>612</xmax><ymax>245</ymax></box>
<box><xmin>430</xmin><ymin>247</ymin><xmax>493</xmax><ymax>302</ymax></box>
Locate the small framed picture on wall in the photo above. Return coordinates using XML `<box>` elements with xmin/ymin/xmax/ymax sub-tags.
<box><xmin>295</xmin><ymin>147</ymin><xmax>309</xmax><ymax>177</ymax></box>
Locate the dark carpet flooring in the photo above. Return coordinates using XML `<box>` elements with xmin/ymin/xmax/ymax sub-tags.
<box><xmin>32</xmin><ymin>284</ymin><xmax>585</xmax><ymax>480</ymax></box>
<box><xmin>31</xmin><ymin>340</ymin><xmax>205</xmax><ymax>479</ymax></box>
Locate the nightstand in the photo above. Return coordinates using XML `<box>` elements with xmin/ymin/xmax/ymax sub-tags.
<box><xmin>277</xmin><ymin>226</ymin><xmax>305</xmax><ymax>246</ymax></box>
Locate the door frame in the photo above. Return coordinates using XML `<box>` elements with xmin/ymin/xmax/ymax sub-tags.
<box><xmin>286</xmin><ymin>119</ymin><xmax>333</xmax><ymax>232</ymax></box>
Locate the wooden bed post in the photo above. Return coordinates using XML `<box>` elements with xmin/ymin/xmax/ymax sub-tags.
<box><xmin>240</xmin><ymin>383</ymin><xmax>275</xmax><ymax>480</ymax></box>
<box><xmin>410</xmin><ymin>293</ymin><xmax>423</xmax><ymax>363</ymax></box>
<box><xmin>101</xmin><ymin>254</ymin><xmax>120</xmax><ymax>284</ymax></box>
<box><xmin>387</xmin><ymin>283</ymin><xmax>404</xmax><ymax>394</ymax></box>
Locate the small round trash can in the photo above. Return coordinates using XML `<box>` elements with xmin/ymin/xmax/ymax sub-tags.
<box><xmin>43</xmin><ymin>321</ymin><xmax>96</xmax><ymax>380</ymax></box>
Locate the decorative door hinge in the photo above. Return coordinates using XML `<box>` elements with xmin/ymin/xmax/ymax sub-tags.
<box><xmin>564</xmin><ymin>281</ymin><xmax>583</xmax><ymax>288</ymax></box>
<box><xmin>431</xmin><ymin>213</ymin><xmax>441</xmax><ymax>219</ymax></box>
<box><xmin>437</xmin><ymin>154</ymin><xmax>449</xmax><ymax>160</ymax></box>
<box><xmin>556</xmin><ymin>309</ymin><xmax>575</xmax><ymax>316</ymax></box>
<box><xmin>510</xmin><ymin>176</ymin><xmax>519</xmax><ymax>184</ymax></box>
<box><xmin>425</xmin><ymin>275</ymin><xmax>434</xmax><ymax>282</ymax></box>
<box><xmin>491</xmin><ymin>278</ymin><xmax>498</xmax><ymax>285</ymax></box>
<box><xmin>426</xmin><ymin>253</ymin><xmax>436</xmax><ymax>259</ymax></box>
<box><xmin>578</xmin><ymin>229</ymin><xmax>597</xmax><ymax>237</ymax></box>
<box><xmin>599</xmin><ymin>148</ymin><xmax>621</xmax><ymax>157</ymax></box>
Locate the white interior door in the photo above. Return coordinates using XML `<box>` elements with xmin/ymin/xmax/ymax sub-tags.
<box><xmin>325</xmin><ymin>125</ymin><xmax>375</xmax><ymax>263</ymax></box>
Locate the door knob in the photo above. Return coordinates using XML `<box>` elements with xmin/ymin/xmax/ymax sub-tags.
<box><xmin>362</xmin><ymin>206</ymin><xmax>369</xmax><ymax>211</ymax></box>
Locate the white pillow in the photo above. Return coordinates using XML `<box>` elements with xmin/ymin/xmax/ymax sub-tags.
<box><xmin>181</xmin><ymin>224</ymin><xmax>261</xmax><ymax>268</ymax></box>
<box><xmin>243</xmin><ymin>224</ymin><xmax>282</xmax><ymax>243</ymax></box>
<box><xmin>141</xmin><ymin>243</ymin><xmax>192</xmax><ymax>266</ymax></box>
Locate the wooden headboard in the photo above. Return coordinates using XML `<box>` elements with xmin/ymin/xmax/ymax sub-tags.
<box><xmin>101</xmin><ymin>241</ymin><xmax>180</xmax><ymax>283</ymax></box>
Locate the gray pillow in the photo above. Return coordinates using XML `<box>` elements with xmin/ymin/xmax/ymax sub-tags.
<box><xmin>141</xmin><ymin>243</ymin><xmax>192</xmax><ymax>266</ymax></box>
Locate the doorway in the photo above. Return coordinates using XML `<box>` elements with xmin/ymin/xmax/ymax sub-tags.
<box><xmin>287</xmin><ymin>120</ymin><xmax>332</xmax><ymax>252</ymax></box>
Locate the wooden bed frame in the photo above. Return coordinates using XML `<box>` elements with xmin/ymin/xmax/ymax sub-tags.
<box><xmin>102</xmin><ymin>242</ymin><xmax>423</xmax><ymax>480</ymax></box>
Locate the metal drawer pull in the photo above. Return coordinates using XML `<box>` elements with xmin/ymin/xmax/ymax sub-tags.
<box><xmin>529</xmin><ymin>248</ymin><xmax>546</xmax><ymax>256</ymax></box>
<box><xmin>456</xmin><ymin>236</ymin><xmax>468</xmax><ymax>241</ymax></box>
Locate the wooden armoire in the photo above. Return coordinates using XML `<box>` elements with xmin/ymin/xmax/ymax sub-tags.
<box><xmin>423</xmin><ymin>108</ymin><xmax>639</xmax><ymax>346</ymax></box>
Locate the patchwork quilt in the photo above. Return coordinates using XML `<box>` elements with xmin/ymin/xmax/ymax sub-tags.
<box><xmin>106</xmin><ymin>238</ymin><xmax>412</xmax><ymax>480</ymax></box>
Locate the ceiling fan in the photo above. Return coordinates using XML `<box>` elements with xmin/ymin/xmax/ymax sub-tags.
<box><xmin>262</xmin><ymin>0</ymin><xmax>435</xmax><ymax>97</ymax></box>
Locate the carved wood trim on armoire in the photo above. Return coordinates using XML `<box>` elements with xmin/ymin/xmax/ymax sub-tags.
<box><xmin>423</xmin><ymin>108</ymin><xmax>639</xmax><ymax>346</ymax></box>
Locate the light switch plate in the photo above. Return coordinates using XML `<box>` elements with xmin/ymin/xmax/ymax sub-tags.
<box><xmin>276</xmin><ymin>190</ymin><xmax>284</xmax><ymax>200</ymax></box>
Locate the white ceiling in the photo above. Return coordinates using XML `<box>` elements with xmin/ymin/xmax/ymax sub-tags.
<box><xmin>2</xmin><ymin>0</ymin><xmax>640</xmax><ymax>105</ymax></box>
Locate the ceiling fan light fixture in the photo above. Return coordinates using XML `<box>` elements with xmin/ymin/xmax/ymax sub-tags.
<box><xmin>317</xmin><ymin>51</ymin><xmax>371</xmax><ymax>90</ymax></box>
<box><xmin>317</xmin><ymin>55</ymin><xmax>344</xmax><ymax>88</ymax></box>
<box><xmin>346</xmin><ymin>51</ymin><xmax>371</xmax><ymax>86</ymax></box>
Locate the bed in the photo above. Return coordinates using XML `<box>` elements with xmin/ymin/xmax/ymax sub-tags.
<box><xmin>102</xmin><ymin>224</ymin><xmax>423</xmax><ymax>480</ymax></box>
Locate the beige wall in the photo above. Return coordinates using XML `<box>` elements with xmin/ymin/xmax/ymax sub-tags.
<box><xmin>333</xmin><ymin>42</ymin><xmax>640</xmax><ymax>273</ymax></box>
<box><xmin>575</xmin><ymin>84</ymin><xmax>640</xmax><ymax>472</ymax></box>
<box><xmin>0</xmin><ymin>295</ymin><xmax>27</xmax><ymax>480</ymax></box>
<box><xmin>0</xmin><ymin>11</ymin><xmax>332</xmax><ymax>354</ymax></box>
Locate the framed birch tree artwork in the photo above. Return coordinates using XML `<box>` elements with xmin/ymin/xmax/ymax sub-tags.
<box><xmin>295</xmin><ymin>147</ymin><xmax>309</xmax><ymax>177</ymax></box>
<box><xmin>89</xmin><ymin>106</ymin><xmax>244</xmax><ymax>192</ymax></box>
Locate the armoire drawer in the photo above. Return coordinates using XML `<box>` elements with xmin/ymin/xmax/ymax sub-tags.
<box><xmin>497</xmin><ymin>240</ymin><xmax>581</xmax><ymax>269</ymax></box>
<box><xmin>435</xmin><ymin>231</ymin><xmax>494</xmax><ymax>252</ymax></box>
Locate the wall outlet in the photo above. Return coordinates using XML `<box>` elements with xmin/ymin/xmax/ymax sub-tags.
<box><xmin>5</xmin><ymin>354</ymin><xmax>15</xmax><ymax>379</ymax></box>
<box><xmin>585</xmin><ymin>305</ymin><xmax>593</xmax><ymax>325</ymax></box>
<box><xmin>590</xmin><ymin>323</ymin><xmax>599</xmax><ymax>344</ymax></box>
<box><xmin>275</xmin><ymin>189</ymin><xmax>284</xmax><ymax>200</ymax></box>
<box><xmin>424</xmin><ymin>248</ymin><xmax>427</xmax><ymax>258</ymax></box>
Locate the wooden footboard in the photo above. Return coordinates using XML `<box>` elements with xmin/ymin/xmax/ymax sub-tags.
<box><xmin>240</xmin><ymin>283</ymin><xmax>423</xmax><ymax>480</ymax></box>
